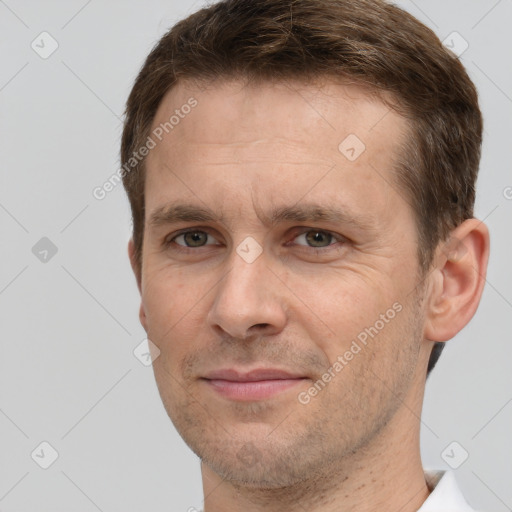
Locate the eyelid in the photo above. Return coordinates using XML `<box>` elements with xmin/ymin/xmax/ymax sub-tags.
<box><xmin>163</xmin><ymin>226</ymin><xmax>347</xmax><ymax>251</ymax></box>
<box><xmin>288</xmin><ymin>227</ymin><xmax>346</xmax><ymax>247</ymax></box>
<box><xmin>165</xmin><ymin>227</ymin><xmax>222</xmax><ymax>247</ymax></box>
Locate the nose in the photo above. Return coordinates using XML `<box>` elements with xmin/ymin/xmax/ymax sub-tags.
<box><xmin>207</xmin><ymin>248</ymin><xmax>287</xmax><ymax>340</ymax></box>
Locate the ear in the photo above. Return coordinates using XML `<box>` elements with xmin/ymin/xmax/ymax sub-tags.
<box><xmin>128</xmin><ymin>238</ymin><xmax>148</xmax><ymax>332</ymax></box>
<box><xmin>424</xmin><ymin>219</ymin><xmax>490</xmax><ymax>342</ymax></box>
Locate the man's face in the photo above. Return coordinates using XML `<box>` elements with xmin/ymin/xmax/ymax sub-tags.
<box><xmin>135</xmin><ymin>79</ymin><xmax>431</xmax><ymax>487</ymax></box>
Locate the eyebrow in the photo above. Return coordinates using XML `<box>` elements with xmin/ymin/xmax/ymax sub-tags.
<box><xmin>147</xmin><ymin>202</ymin><xmax>375</xmax><ymax>232</ymax></box>
<box><xmin>148</xmin><ymin>204</ymin><xmax>219</xmax><ymax>229</ymax></box>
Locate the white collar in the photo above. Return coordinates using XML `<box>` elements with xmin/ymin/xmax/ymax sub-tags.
<box><xmin>418</xmin><ymin>470</ymin><xmax>477</xmax><ymax>511</ymax></box>
<box><xmin>196</xmin><ymin>469</ymin><xmax>476</xmax><ymax>512</ymax></box>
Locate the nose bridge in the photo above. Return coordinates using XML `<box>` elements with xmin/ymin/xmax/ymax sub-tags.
<box><xmin>226</xmin><ymin>253</ymin><xmax>259</xmax><ymax>298</ymax></box>
<box><xmin>208</xmin><ymin>244</ymin><xmax>286</xmax><ymax>338</ymax></box>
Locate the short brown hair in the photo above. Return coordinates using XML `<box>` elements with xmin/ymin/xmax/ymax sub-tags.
<box><xmin>121</xmin><ymin>0</ymin><xmax>483</xmax><ymax>374</ymax></box>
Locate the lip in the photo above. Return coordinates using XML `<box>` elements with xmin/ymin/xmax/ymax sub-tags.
<box><xmin>201</xmin><ymin>368</ymin><xmax>308</xmax><ymax>401</ymax></box>
<box><xmin>203</xmin><ymin>368</ymin><xmax>305</xmax><ymax>381</ymax></box>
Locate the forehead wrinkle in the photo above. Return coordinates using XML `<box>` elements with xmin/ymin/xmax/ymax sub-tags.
<box><xmin>249</xmin><ymin>190</ymin><xmax>378</xmax><ymax>233</ymax></box>
<box><xmin>250</xmin><ymin>186</ymin><xmax>267</xmax><ymax>227</ymax></box>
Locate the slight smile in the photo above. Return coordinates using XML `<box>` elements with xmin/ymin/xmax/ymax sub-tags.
<box><xmin>201</xmin><ymin>368</ymin><xmax>309</xmax><ymax>401</ymax></box>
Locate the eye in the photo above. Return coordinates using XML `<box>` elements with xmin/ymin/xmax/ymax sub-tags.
<box><xmin>293</xmin><ymin>230</ymin><xmax>339</xmax><ymax>248</ymax></box>
<box><xmin>171</xmin><ymin>230</ymin><xmax>219</xmax><ymax>248</ymax></box>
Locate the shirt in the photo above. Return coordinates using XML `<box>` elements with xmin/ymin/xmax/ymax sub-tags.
<box><xmin>419</xmin><ymin>470</ymin><xmax>478</xmax><ymax>511</ymax></box>
<box><xmin>195</xmin><ymin>469</ymin><xmax>478</xmax><ymax>512</ymax></box>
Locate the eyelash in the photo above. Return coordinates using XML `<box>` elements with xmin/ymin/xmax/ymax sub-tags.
<box><xmin>164</xmin><ymin>228</ymin><xmax>346</xmax><ymax>253</ymax></box>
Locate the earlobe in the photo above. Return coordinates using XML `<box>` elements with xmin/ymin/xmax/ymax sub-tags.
<box><xmin>139</xmin><ymin>302</ymin><xmax>148</xmax><ymax>333</ymax></box>
<box><xmin>424</xmin><ymin>219</ymin><xmax>490</xmax><ymax>342</ymax></box>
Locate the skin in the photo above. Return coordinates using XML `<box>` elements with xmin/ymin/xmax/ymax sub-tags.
<box><xmin>128</xmin><ymin>78</ymin><xmax>489</xmax><ymax>512</ymax></box>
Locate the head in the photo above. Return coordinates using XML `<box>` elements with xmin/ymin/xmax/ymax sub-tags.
<box><xmin>122</xmin><ymin>0</ymin><xmax>488</xmax><ymax>492</ymax></box>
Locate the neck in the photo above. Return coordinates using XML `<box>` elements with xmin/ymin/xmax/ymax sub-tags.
<box><xmin>201</xmin><ymin>370</ymin><xmax>431</xmax><ymax>512</ymax></box>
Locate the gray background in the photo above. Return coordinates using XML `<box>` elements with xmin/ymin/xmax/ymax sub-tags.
<box><xmin>1</xmin><ymin>0</ymin><xmax>511</xmax><ymax>511</ymax></box>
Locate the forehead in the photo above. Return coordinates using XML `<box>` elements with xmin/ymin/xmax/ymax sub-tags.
<box><xmin>151</xmin><ymin>77</ymin><xmax>404</xmax><ymax>146</ymax></box>
<box><xmin>144</xmin><ymin>78</ymin><xmax>411</xmax><ymax>225</ymax></box>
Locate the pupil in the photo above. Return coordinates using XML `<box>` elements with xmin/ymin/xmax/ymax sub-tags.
<box><xmin>306</xmin><ymin>231</ymin><xmax>331</xmax><ymax>247</ymax></box>
<box><xmin>185</xmin><ymin>231</ymin><xmax>207</xmax><ymax>247</ymax></box>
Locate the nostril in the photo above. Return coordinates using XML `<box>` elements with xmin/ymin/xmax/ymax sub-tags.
<box><xmin>252</xmin><ymin>323</ymin><xmax>270</xmax><ymax>329</ymax></box>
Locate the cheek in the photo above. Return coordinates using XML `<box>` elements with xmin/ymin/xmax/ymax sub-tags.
<box><xmin>142</xmin><ymin>269</ymin><xmax>209</xmax><ymax>357</ymax></box>
<box><xmin>143</xmin><ymin>263</ymin><xmax>200</xmax><ymax>319</ymax></box>
<box><xmin>288</xmin><ymin>271</ymin><xmax>394</xmax><ymax>355</ymax></box>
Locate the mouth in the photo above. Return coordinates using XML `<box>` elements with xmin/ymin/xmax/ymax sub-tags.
<box><xmin>201</xmin><ymin>368</ymin><xmax>308</xmax><ymax>401</ymax></box>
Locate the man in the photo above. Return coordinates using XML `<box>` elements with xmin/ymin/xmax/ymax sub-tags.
<box><xmin>122</xmin><ymin>0</ymin><xmax>490</xmax><ymax>510</ymax></box>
